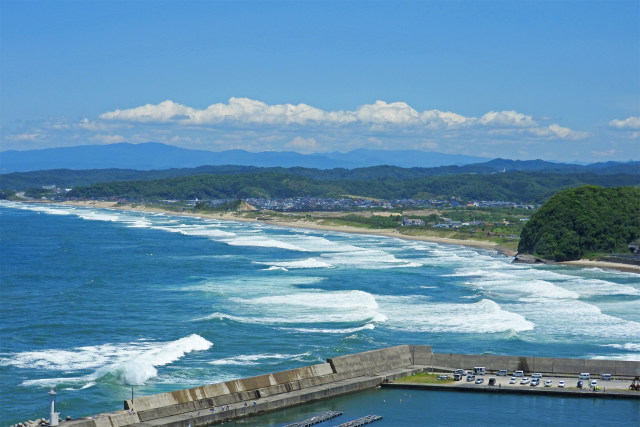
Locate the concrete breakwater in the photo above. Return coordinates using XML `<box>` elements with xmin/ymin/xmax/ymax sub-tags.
<box><xmin>50</xmin><ymin>346</ymin><xmax>639</xmax><ymax>427</ymax></box>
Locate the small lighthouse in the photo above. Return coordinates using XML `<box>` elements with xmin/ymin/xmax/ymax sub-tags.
<box><xmin>49</xmin><ymin>388</ymin><xmax>59</xmax><ymax>426</ymax></box>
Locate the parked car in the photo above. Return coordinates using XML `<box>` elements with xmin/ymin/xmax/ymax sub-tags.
<box><xmin>455</xmin><ymin>369</ymin><xmax>468</xmax><ymax>376</ymax></box>
<box><xmin>466</xmin><ymin>375</ymin><xmax>476</xmax><ymax>382</ymax></box>
<box><xmin>600</xmin><ymin>374</ymin><xmax>612</xmax><ymax>380</ymax></box>
<box><xmin>577</xmin><ymin>380</ymin><xmax>583</xmax><ymax>389</ymax></box>
<box><xmin>509</xmin><ymin>377</ymin><xmax>517</xmax><ymax>384</ymax></box>
<box><xmin>513</xmin><ymin>370</ymin><xmax>524</xmax><ymax>377</ymax></box>
<box><xmin>532</xmin><ymin>373</ymin><xmax>542</xmax><ymax>378</ymax></box>
<box><xmin>530</xmin><ymin>378</ymin><xmax>540</xmax><ymax>386</ymax></box>
<box><xmin>453</xmin><ymin>373</ymin><xmax>462</xmax><ymax>381</ymax></box>
<box><xmin>590</xmin><ymin>380</ymin><xmax>598</xmax><ymax>388</ymax></box>
<box><xmin>544</xmin><ymin>380</ymin><xmax>553</xmax><ymax>387</ymax></box>
<box><xmin>520</xmin><ymin>378</ymin><xmax>530</xmax><ymax>384</ymax></box>
<box><xmin>558</xmin><ymin>381</ymin><xmax>565</xmax><ymax>388</ymax></box>
<box><xmin>488</xmin><ymin>378</ymin><xmax>496</xmax><ymax>386</ymax></box>
<box><xmin>475</xmin><ymin>377</ymin><xmax>484</xmax><ymax>384</ymax></box>
<box><xmin>437</xmin><ymin>375</ymin><xmax>449</xmax><ymax>380</ymax></box>
<box><xmin>497</xmin><ymin>369</ymin><xmax>508</xmax><ymax>376</ymax></box>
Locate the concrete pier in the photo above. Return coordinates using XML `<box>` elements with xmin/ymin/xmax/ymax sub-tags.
<box><xmin>52</xmin><ymin>345</ymin><xmax>640</xmax><ymax>427</ymax></box>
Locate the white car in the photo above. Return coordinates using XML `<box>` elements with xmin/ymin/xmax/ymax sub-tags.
<box><xmin>544</xmin><ymin>380</ymin><xmax>553</xmax><ymax>387</ymax></box>
<box><xmin>532</xmin><ymin>373</ymin><xmax>542</xmax><ymax>378</ymax></box>
<box><xmin>558</xmin><ymin>381</ymin><xmax>565</xmax><ymax>388</ymax></box>
<box><xmin>591</xmin><ymin>380</ymin><xmax>598</xmax><ymax>388</ymax></box>
<box><xmin>520</xmin><ymin>378</ymin><xmax>530</xmax><ymax>384</ymax></box>
<box><xmin>509</xmin><ymin>377</ymin><xmax>517</xmax><ymax>384</ymax></box>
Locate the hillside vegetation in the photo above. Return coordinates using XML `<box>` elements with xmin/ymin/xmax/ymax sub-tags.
<box><xmin>63</xmin><ymin>171</ymin><xmax>640</xmax><ymax>203</ymax></box>
<box><xmin>2</xmin><ymin>159</ymin><xmax>638</xmax><ymax>191</ymax></box>
<box><xmin>517</xmin><ymin>186</ymin><xmax>640</xmax><ymax>261</ymax></box>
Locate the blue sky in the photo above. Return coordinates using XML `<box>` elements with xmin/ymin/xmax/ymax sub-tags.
<box><xmin>1</xmin><ymin>0</ymin><xmax>638</xmax><ymax>162</ymax></box>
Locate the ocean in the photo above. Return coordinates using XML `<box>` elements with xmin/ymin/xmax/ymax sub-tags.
<box><xmin>0</xmin><ymin>201</ymin><xmax>638</xmax><ymax>425</ymax></box>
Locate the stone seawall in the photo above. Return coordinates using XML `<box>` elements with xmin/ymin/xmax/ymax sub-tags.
<box><xmin>427</xmin><ymin>353</ymin><xmax>639</xmax><ymax>378</ymax></box>
<box><xmin>55</xmin><ymin>346</ymin><xmax>639</xmax><ymax>427</ymax></box>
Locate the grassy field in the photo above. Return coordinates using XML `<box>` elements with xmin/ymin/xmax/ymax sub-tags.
<box><xmin>393</xmin><ymin>372</ymin><xmax>456</xmax><ymax>384</ymax></box>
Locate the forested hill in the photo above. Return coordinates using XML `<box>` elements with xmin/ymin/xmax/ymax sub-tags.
<box><xmin>65</xmin><ymin>171</ymin><xmax>640</xmax><ymax>203</ymax></box>
<box><xmin>517</xmin><ymin>186</ymin><xmax>640</xmax><ymax>261</ymax></box>
<box><xmin>1</xmin><ymin>160</ymin><xmax>639</xmax><ymax>191</ymax></box>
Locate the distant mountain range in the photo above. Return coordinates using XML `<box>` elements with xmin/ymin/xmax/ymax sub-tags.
<box><xmin>0</xmin><ymin>142</ymin><xmax>492</xmax><ymax>172</ymax></box>
<box><xmin>1</xmin><ymin>151</ymin><xmax>638</xmax><ymax>192</ymax></box>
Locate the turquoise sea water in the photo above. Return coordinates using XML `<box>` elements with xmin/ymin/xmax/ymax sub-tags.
<box><xmin>226</xmin><ymin>388</ymin><xmax>639</xmax><ymax>427</ymax></box>
<box><xmin>1</xmin><ymin>201</ymin><xmax>639</xmax><ymax>425</ymax></box>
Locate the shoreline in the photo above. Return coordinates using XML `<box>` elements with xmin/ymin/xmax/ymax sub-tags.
<box><xmin>58</xmin><ymin>200</ymin><xmax>639</xmax><ymax>274</ymax></box>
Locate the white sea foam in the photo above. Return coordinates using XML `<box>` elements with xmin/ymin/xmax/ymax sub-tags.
<box><xmin>591</xmin><ymin>353</ymin><xmax>640</xmax><ymax>361</ymax></box>
<box><xmin>510</xmin><ymin>298</ymin><xmax>640</xmax><ymax>340</ymax></box>
<box><xmin>6</xmin><ymin>334</ymin><xmax>212</xmax><ymax>387</ymax></box>
<box><xmin>236</xmin><ymin>290</ymin><xmax>378</xmax><ymax>310</ymax></box>
<box><xmin>126</xmin><ymin>218</ymin><xmax>152</xmax><ymax>228</ymax></box>
<box><xmin>210</xmin><ymin>290</ymin><xmax>387</xmax><ymax>324</ymax></box>
<box><xmin>601</xmin><ymin>343</ymin><xmax>640</xmax><ymax>352</ymax></box>
<box><xmin>172</xmin><ymin>225</ymin><xmax>236</xmax><ymax>238</ymax></box>
<box><xmin>75</xmin><ymin>211</ymin><xmax>123</xmax><ymax>222</ymax></box>
<box><xmin>222</xmin><ymin>236</ymin><xmax>306</xmax><ymax>251</ymax></box>
<box><xmin>319</xmin><ymin>249</ymin><xmax>419</xmax><ymax>269</ymax></box>
<box><xmin>258</xmin><ymin>258</ymin><xmax>334</xmax><ymax>269</ymax></box>
<box><xmin>470</xmin><ymin>278</ymin><xmax>580</xmax><ymax>300</ymax></box>
<box><xmin>555</xmin><ymin>277</ymin><xmax>640</xmax><ymax>297</ymax></box>
<box><xmin>208</xmin><ymin>352</ymin><xmax>310</xmax><ymax>366</ymax></box>
<box><xmin>184</xmin><ymin>276</ymin><xmax>325</xmax><ymax>296</ymax></box>
<box><xmin>283</xmin><ymin>323</ymin><xmax>376</xmax><ymax>334</ymax></box>
<box><xmin>20</xmin><ymin>377</ymin><xmax>84</xmax><ymax>388</ymax></box>
<box><xmin>377</xmin><ymin>297</ymin><xmax>534</xmax><ymax>333</ymax></box>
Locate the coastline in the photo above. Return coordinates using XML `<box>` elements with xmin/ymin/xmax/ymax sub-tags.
<box><xmin>59</xmin><ymin>200</ymin><xmax>638</xmax><ymax>274</ymax></box>
<box><xmin>558</xmin><ymin>259</ymin><xmax>640</xmax><ymax>274</ymax></box>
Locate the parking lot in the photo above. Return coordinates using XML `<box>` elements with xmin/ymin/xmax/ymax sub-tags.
<box><xmin>448</xmin><ymin>371</ymin><xmax>632</xmax><ymax>392</ymax></box>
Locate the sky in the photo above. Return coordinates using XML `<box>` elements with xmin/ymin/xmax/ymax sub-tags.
<box><xmin>1</xmin><ymin>0</ymin><xmax>639</xmax><ymax>163</ymax></box>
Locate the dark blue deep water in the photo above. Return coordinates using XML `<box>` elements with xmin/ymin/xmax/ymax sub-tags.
<box><xmin>1</xmin><ymin>202</ymin><xmax>638</xmax><ymax>425</ymax></box>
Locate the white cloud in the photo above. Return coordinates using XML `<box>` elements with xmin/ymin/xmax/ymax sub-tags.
<box><xmin>98</xmin><ymin>99</ymin><xmax>589</xmax><ymax>143</ymax></box>
<box><xmin>478</xmin><ymin>110</ymin><xmax>535</xmax><ymax>127</ymax></box>
<box><xmin>609</xmin><ymin>116</ymin><xmax>640</xmax><ymax>129</ymax></box>
<box><xmin>76</xmin><ymin>118</ymin><xmax>118</xmax><ymax>131</ymax></box>
<box><xmin>90</xmin><ymin>134</ymin><xmax>126</xmax><ymax>143</ymax></box>
<box><xmin>4</xmin><ymin>98</ymin><xmax>603</xmax><ymax>158</ymax></box>
<box><xmin>100</xmin><ymin>98</ymin><xmax>344</xmax><ymax>126</ymax></box>
<box><xmin>100</xmin><ymin>100</ymin><xmax>194</xmax><ymax>123</ymax></box>
<box><xmin>6</xmin><ymin>133</ymin><xmax>43</xmax><ymax>141</ymax></box>
<box><xmin>544</xmin><ymin>124</ymin><xmax>588</xmax><ymax>139</ymax></box>
<box><xmin>286</xmin><ymin>136</ymin><xmax>318</xmax><ymax>153</ymax></box>
<box><xmin>591</xmin><ymin>149</ymin><xmax>617</xmax><ymax>157</ymax></box>
<box><xmin>355</xmin><ymin>100</ymin><xmax>419</xmax><ymax>124</ymax></box>
<box><xmin>99</xmin><ymin>98</ymin><xmax>473</xmax><ymax>129</ymax></box>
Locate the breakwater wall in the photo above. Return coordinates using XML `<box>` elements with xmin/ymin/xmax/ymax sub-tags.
<box><xmin>427</xmin><ymin>352</ymin><xmax>639</xmax><ymax>378</ymax></box>
<box><xmin>56</xmin><ymin>346</ymin><xmax>639</xmax><ymax>427</ymax></box>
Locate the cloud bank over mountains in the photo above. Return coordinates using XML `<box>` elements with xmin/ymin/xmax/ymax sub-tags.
<box><xmin>100</xmin><ymin>98</ymin><xmax>585</xmax><ymax>140</ymax></box>
<box><xmin>2</xmin><ymin>97</ymin><xmax>638</xmax><ymax>162</ymax></box>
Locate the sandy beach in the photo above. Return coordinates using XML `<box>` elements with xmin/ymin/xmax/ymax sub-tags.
<box><xmin>60</xmin><ymin>200</ymin><xmax>639</xmax><ymax>274</ymax></box>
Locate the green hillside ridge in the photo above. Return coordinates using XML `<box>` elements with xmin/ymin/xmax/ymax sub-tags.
<box><xmin>517</xmin><ymin>185</ymin><xmax>640</xmax><ymax>261</ymax></box>
<box><xmin>62</xmin><ymin>171</ymin><xmax>640</xmax><ymax>203</ymax></box>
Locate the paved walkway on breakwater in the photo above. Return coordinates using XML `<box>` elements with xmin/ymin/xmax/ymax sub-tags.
<box><xmin>42</xmin><ymin>345</ymin><xmax>639</xmax><ymax>427</ymax></box>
